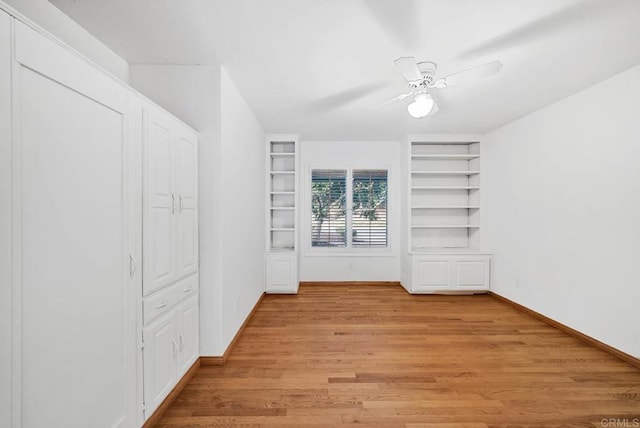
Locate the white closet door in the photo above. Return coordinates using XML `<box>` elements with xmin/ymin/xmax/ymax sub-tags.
<box><xmin>176</xmin><ymin>295</ymin><xmax>199</xmax><ymax>376</ymax></box>
<box><xmin>13</xmin><ymin>20</ymin><xmax>135</xmax><ymax>428</ymax></box>
<box><xmin>142</xmin><ymin>311</ymin><xmax>178</xmax><ymax>417</ymax></box>
<box><xmin>175</xmin><ymin>127</ymin><xmax>199</xmax><ymax>279</ymax></box>
<box><xmin>0</xmin><ymin>10</ymin><xmax>11</xmax><ymax>428</ymax></box>
<box><xmin>143</xmin><ymin>109</ymin><xmax>177</xmax><ymax>295</ymax></box>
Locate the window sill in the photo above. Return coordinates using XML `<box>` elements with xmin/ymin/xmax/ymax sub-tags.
<box><xmin>304</xmin><ymin>250</ymin><xmax>395</xmax><ymax>258</ymax></box>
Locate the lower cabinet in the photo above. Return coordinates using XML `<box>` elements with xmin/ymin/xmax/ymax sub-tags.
<box><xmin>265</xmin><ymin>253</ymin><xmax>298</xmax><ymax>293</ymax></box>
<box><xmin>410</xmin><ymin>254</ymin><xmax>491</xmax><ymax>293</ymax></box>
<box><xmin>143</xmin><ymin>278</ymin><xmax>199</xmax><ymax>419</ymax></box>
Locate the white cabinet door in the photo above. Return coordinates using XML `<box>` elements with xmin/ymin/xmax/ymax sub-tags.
<box><xmin>14</xmin><ymin>20</ymin><xmax>135</xmax><ymax>428</ymax></box>
<box><xmin>144</xmin><ymin>109</ymin><xmax>177</xmax><ymax>295</ymax></box>
<box><xmin>175</xmin><ymin>127</ymin><xmax>199</xmax><ymax>279</ymax></box>
<box><xmin>453</xmin><ymin>259</ymin><xmax>491</xmax><ymax>289</ymax></box>
<box><xmin>176</xmin><ymin>295</ymin><xmax>199</xmax><ymax>376</ymax></box>
<box><xmin>143</xmin><ymin>311</ymin><xmax>178</xmax><ymax>417</ymax></box>
<box><xmin>413</xmin><ymin>259</ymin><xmax>450</xmax><ymax>291</ymax></box>
<box><xmin>265</xmin><ymin>253</ymin><xmax>298</xmax><ymax>293</ymax></box>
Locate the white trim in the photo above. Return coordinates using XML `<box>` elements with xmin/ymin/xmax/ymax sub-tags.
<box><xmin>0</xmin><ymin>0</ymin><xmax>198</xmax><ymax>134</ymax></box>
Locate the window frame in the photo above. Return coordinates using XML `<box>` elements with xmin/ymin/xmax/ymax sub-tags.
<box><xmin>305</xmin><ymin>164</ymin><xmax>393</xmax><ymax>256</ymax></box>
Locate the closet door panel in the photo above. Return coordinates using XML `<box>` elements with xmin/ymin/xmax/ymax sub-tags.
<box><xmin>16</xmin><ymin>47</ymin><xmax>132</xmax><ymax>428</ymax></box>
<box><xmin>143</xmin><ymin>111</ymin><xmax>176</xmax><ymax>295</ymax></box>
<box><xmin>175</xmin><ymin>128</ymin><xmax>198</xmax><ymax>278</ymax></box>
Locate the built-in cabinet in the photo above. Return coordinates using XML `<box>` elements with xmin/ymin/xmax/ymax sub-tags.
<box><xmin>1</xmin><ymin>7</ymin><xmax>200</xmax><ymax>427</ymax></box>
<box><xmin>143</xmin><ymin>286</ymin><xmax>198</xmax><ymax>417</ymax></box>
<box><xmin>142</xmin><ymin>104</ymin><xmax>199</xmax><ymax>419</ymax></box>
<box><xmin>411</xmin><ymin>253</ymin><xmax>491</xmax><ymax>292</ymax></box>
<box><xmin>403</xmin><ymin>138</ymin><xmax>491</xmax><ymax>293</ymax></box>
<box><xmin>143</xmin><ymin>106</ymin><xmax>199</xmax><ymax>296</ymax></box>
<box><xmin>265</xmin><ymin>136</ymin><xmax>299</xmax><ymax>293</ymax></box>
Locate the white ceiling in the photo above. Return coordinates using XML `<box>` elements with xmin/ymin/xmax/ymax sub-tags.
<box><xmin>50</xmin><ymin>0</ymin><xmax>640</xmax><ymax>140</ymax></box>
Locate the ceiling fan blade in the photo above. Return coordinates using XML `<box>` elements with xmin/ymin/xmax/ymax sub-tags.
<box><xmin>393</xmin><ymin>57</ymin><xmax>422</xmax><ymax>83</ymax></box>
<box><xmin>430</xmin><ymin>100</ymin><xmax>440</xmax><ymax>115</ymax></box>
<box><xmin>305</xmin><ymin>82</ymin><xmax>387</xmax><ymax>113</ymax></box>
<box><xmin>459</xmin><ymin>0</ymin><xmax>629</xmax><ymax>59</ymax></box>
<box><xmin>434</xmin><ymin>60</ymin><xmax>502</xmax><ymax>88</ymax></box>
<box><xmin>364</xmin><ymin>0</ymin><xmax>421</xmax><ymax>50</ymax></box>
<box><xmin>365</xmin><ymin>91</ymin><xmax>414</xmax><ymax>110</ymax></box>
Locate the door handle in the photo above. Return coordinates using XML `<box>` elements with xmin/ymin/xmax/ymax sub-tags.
<box><xmin>129</xmin><ymin>253</ymin><xmax>137</xmax><ymax>278</ymax></box>
<box><xmin>155</xmin><ymin>300</ymin><xmax>169</xmax><ymax>309</ymax></box>
<box><xmin>171</xmin><ymin>194</ymin><xmax>175</xmax><ymax>214</ymax></box>
<box><xmin>179</xmin><ymin>333</ymin><xmax>184</xmax><ymax>351</ymax></box>
<box><xmin>179</xmin><ymin>195</ymin><xmax>183</xmax><ymax>213</ymax></box>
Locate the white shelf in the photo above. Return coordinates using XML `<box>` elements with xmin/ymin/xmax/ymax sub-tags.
<box><xmin>411</xmin><ymin>154</ymin><xmax>479</xmax><ymax>160</ymax></box>
<box><xmin>412</xmin><ymin>171</ymin><xmax>480</xmax><ymax>176</ymax></box>
<box><xmin>411</xmin><ymin>225</ymin><xmax>480</xmax><ymax>229</ymax></box>
<box><xmin>268</xmin><ymin>139</ymin><xmax>298</xmax><ymax>252</ymax></box>
<box><xmin>412</xmin><ymin>141</ymin><xmax>474</xmax><ymax>145</ymax></box>
<box><xmin>412</xmin><ymin>206</ymin><xmax>480</xmax><ymax>209</ymax></box>
<box><xmin>410</xmin><ymin>248</ymin><xmax>491</xmax><ymax>255</ymax></box>
<box><xmin>412</xmin><ymin>186</ymin><xmax>480</xmax><ymax>190</ymax></box>
<box><xmin>409</xmin><ymin>140</ymin><xmax>481</xmax><ymax>251</ymax></box>
<box><xmin>269</xmin><ymin>247</ymin><xmax>296</xmax><ymax>253</ymax></box>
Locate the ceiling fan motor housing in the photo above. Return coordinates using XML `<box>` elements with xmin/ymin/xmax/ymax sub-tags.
<box><xmin>416</xmin><ymin>61</ymin><xmax>437</xmax><ymax>86</ymax></box>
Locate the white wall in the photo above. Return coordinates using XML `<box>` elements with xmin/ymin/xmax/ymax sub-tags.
<box><xmin>130</xmin><ymin>65</ymin><xmax>265</xmax><ymax>356</ymax></box>
<box><xmin>220</xmin><ymin>68</ymin><xmax>265</xmax><ymax>348</ymax></box>
<box><xmin>482</xmin><ymin>64</ymin><xmax>640</xmax><ymax>358</ymax></box>
<box><xmin>2</xmin><ymin>0</ymin><xmax>129</xmax><ymax>81</ymax></box>
<box><xmin>299</xmin><ymin>140</ymin><xmax>401</xmax><ymax>281</ymax></box>
<box><xmin>0</xmin><ymin>9</ymin><xmax>11</xmax><ymax>428</ymax></box>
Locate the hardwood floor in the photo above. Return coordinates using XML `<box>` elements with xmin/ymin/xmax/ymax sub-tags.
<box><xmin>156</xmin><ymin>284</ymin><xmax>640</xmax><ymax>427</ymax></box>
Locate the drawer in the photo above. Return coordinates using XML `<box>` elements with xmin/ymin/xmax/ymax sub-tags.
<box><xmin>172</xmin><ymin>274</ymin><xmax>198</xmax><ymax>302</ymax></box>
<box><xmin>143</xmin><ymin>284</ymin><xmax>177</xmax><ymax>325</ymax></box>
<box><xmin>143</xmin><ymin>274</ymin><xmax>198</xmax><ymax>325</ymax></box>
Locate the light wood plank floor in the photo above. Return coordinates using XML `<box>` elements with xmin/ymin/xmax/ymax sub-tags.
<box><xmin>157</xmin><ymin>284</ymin><xmax>640</xmax><ymax>427</ymax></box>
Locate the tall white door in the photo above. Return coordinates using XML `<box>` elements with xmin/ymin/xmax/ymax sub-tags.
<box><xmin>0</xmin><ymin>10</ymin><xmax>12</xmax><ymax>428</ymax></box>
<box><xmin>176</xmin><ymin>295</ymin><xmax>199</xmax><ymax>376</ymax></box>
<box><xmin>143</xmin><ymin>312</ymin><xmax>178</xmax><ymax>417</ymax></box>
<box><xmin>175</xmin><ymin>127</ymin><xmax>199</xmax><ymax>278</ymax></box>
<box><xmin>143</xmin><ymin>110</ymin><xmax>177</xmax><ymax>295</ymax></box>
<box><xmin>13</xmin><ymin>20</ymin><xmax>135</xmax><ymax>428</ymax></box>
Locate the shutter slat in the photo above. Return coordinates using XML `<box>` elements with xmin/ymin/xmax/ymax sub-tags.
<box><xmin>352</xmin><ymin>170</ymin><xmax>388</xmax><ymax>248</ymax></box>
<box><xmin>311</xmin><ymin>170</ymin><xmax>347</xmax><ymax>247</ymax></box>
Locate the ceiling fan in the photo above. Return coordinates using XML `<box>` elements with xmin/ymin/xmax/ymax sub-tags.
<box><xmin>382</xmin><ymin>57</ymin><xmax>503</xmax><ymax>118</ymax></box>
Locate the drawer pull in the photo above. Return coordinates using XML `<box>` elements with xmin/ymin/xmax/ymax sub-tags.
<box><xmin>155</xmin><ymin>300</ymin><xmax>169</xmax><ymax>309</ymax></box>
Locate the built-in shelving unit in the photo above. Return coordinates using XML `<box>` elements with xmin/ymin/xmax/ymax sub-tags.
<box><xmin>267</xmin><ymin>140</ymin><xmax>297</xmax><ymax>251</ymax></box>
<box><xmin>410</xmin><ymin>141</ymin><xmax>481</xmax><ymax>251</ymax></box>
<box><xmin>265</xmin><ymin>136</ymin><xmax>299</xmax><ymax>294</ymax></box>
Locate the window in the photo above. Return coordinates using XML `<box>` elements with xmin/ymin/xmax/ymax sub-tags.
<box><xmin>311</xmin><ymin>169</ymin><xmax>388</xmax><ymax>249</ymax></box>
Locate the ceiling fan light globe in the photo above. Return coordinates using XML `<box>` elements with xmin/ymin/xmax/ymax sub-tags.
<box><xmin>407</xmin><ymin>94</ymin><xmax>434</xmax><ymax>118</ymax></box>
